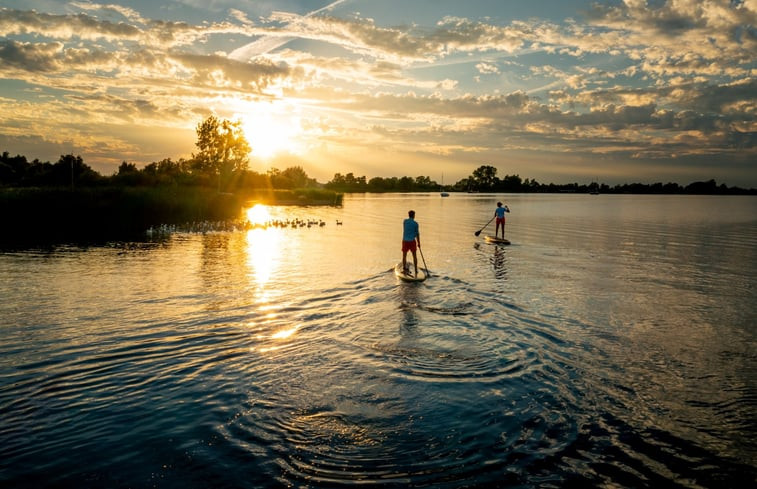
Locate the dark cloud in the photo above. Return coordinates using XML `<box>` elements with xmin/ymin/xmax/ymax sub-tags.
<box><xmin>678</xmin><ymin>78</ymin><xmax>757</xmax><ymax>114</ymax></box>
<box><xmin>0</xmin><ymin>40</ymin><xmax>63</xmax><ymax>72</ymax></box>
<box><xmin>170</xmin><ymin>53</ymin><xmax>297</xmax><ymax>92</ymax></box>
<box><xmin>0</xmin><ymin>9</ymin><xmax>141</xmax><ymax>40</ymax></box>
<box><xmin>0</xmin><ymin>133</ymin><xmax>75</xmax><ymax>163</ymax></box>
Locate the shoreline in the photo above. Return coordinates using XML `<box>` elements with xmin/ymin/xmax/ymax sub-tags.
<box><xmin>0</xmin><ymin>186</ymin><xmax>343</xmax><ymax>246</ymax></box>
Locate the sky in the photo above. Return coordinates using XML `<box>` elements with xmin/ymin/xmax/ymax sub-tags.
<box><xmin>0</xmin><ymin>0</ymin><xmax>755</xmax><ymax>187</ymax></box>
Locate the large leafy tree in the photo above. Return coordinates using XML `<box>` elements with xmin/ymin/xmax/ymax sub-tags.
<box><xmin>192</xmin><ymin>116</ymin><xmax>251</xmax><ymax>190</ymax></box>
<box><xmin>470</xmin><ymin>165</ymin><xmax>498</xmax><ymax>191</ymax></box>
<box><xmin>269</xmin><ymin>166</ymin><xmax>315</xmax><ymax>189</ymax></box>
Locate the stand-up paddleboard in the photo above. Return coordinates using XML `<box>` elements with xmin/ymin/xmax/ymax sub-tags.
<box><xmin>484</xmin><ymin>235</ymin><xmax>511</xmax><ymax>245</ymax></box>
<box><xmin>394</xmin><ymin>262</ymin><xmax>427</xmax><ymax>282</ymax></box>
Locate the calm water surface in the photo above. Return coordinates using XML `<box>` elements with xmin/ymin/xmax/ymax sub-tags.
<box><xmin>1</xmin><ymin>193</ymin><xmax>756</xmax><ymax>488</ymax></box>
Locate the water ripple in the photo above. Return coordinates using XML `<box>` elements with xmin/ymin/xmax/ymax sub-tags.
<box><xmin>2</xmin><ymin>195</ymin><xmax>756</xmax><ymax>488</ymax></box>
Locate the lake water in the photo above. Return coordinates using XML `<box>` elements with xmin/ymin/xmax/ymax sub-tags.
<box><xmin>1</xmin><ymin>193</ymin><xmax>756</xmax><ymax>488</ymax></box>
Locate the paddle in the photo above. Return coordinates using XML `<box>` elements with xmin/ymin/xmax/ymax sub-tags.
<box><xmin>419</xmin><ymin>247</ymin><xmax>431</xmax><ymax>278</ymax></box>
<box><xmin>474</xmin><ymin>216</ymin><xmax>495</xmax><ymax>236</ymax></box>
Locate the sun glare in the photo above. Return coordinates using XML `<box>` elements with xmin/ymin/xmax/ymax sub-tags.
<box><xmin>246</xmin><ymin>204</ymin><xmax>271</xmax><ymax>227</ymax></box>
<box><xmin>236</xmin><ymin>103</ymin><xmax>304</xmax><ymax>159</ymax></box>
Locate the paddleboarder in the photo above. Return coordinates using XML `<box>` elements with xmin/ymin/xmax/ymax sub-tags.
<box><xmin>402</xmin><ymin>210</ymin><xmax>421</xmax><ymax>276</ymax></box>
<box><xmin>494</xmin><ymin>202</ymin><xmax>510</xmax><ymax>239</ymax></box>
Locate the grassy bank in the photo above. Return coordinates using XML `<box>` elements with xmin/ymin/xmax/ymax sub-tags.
<box><xmin>2</xmin><ymin>186</ymin><xmax>241</xmax><ymax>243</ymax></box>
<box><xmin>1</xmin><ymin>186</ymin><xmax>343</xmax><ymax>244</ymax></box>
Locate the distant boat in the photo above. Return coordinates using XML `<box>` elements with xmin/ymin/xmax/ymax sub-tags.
<box><xmin>440</xmin><ymin>173</ymin><xmax>449</xmax><ymax>197</ymax></box>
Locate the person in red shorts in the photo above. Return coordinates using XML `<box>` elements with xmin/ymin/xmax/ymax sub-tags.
<box><xmin>494</xmin><ymin>201</ymin><xmax>510</xmax><ymax>239</ymax></box>
<box><xmin>402</xmin><ymin>210</ymin><xmax>420</xmax><ymax>276</ymax></box>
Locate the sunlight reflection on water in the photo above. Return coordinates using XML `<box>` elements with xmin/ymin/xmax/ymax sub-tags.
<box><xmin>0</xmin><ymin>194</ymin><xmax>755</xmax><ymax>488</ymax></box>
<box><xmin>245</xmin><ymin>227</ymin><xmax>281</xmax><ymax>287</ymax></box>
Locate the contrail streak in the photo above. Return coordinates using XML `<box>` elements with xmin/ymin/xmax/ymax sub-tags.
<box><xmin>229</xmin><ymin>0</ymin><xmax>349</xmax><ymax>61</ymax></box>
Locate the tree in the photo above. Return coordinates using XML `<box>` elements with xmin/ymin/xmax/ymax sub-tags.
<box><xmin>0</xmin><ymin>152</ymin><xmax>30</xmax><ymax>185</ymax></box>
<box><xmin>114</xmin><ymin>161</ymin><xmax>145</xmax><ymax>186</ymax></box>
<box><xmin>471</xmin><ymin>165</ymin><xmax>498</xmax><ymax>191</ymax></box>
<box><xmin>367</xmin><ymin>176</ymin><xmax>386</xmax><ymax>191</ymax></box>
<box><xmin>398</xmin><ymin>176</ymin><xmax>414</xmax><ymax>191</ymax></box>
<box><xmin>325</xmin><ymin>172</ymin><xmax>369</xmax><ymax>191</ymax></box>
<box><xmin>685</xmin><ymin>179</ymin><xmax>718</xmax><ymax>194</ymax></box>
<box><xmin>118</xmin><ymin>161</ymin><xmax>138</xmax><ymax>174</ymax></box>
<box><xmin>328</xmin><ymin>172</ymin><xmax>345</xmax><ymax>188</ymax></box>
<box><xmin>415</xmin><ymin>176</ymin><xmax>434</xmax><ymax>189</ymax></box>
<box><xmin>52</xmin><ymin>154</ymin><xmax>99</xmax><ymax>188</ymax></box>
<box><xmin>500</xmin><ymin>174</ymin><xmax>522</xmax><ymax>191</ymax></box>
<box><xmin>192</xmin><ymin>115</ymin><xmax>251</xmax><ymax>191</ymax></box>
<box><xmin>280</xmin><ymin>166</ymin><xmax>313</xmax><ymax>189</ymax></box>
<box><xmin>267</xmin><ymin>166</ymin><xmax>313</xmax><ymax>189</ymax></box>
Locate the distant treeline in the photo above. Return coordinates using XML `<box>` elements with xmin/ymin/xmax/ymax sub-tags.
<box><xmin>324</xmin><ymin>165</ymin><xmax>756</xmax><ymax>195</ymax></box>
<box><xmin>2</xmin><ymin>152</ymin><xmax>754</xmax><ymax>197</ymax></box>
<box><xmin>0</xmin><ymin>151</ymin><xmax>319</xmax><ymax>192</ymax></box>
<box><xmin>325</xmin><ymin>173</ymin><xmax>440</xmax><ymax>192</ymax></box>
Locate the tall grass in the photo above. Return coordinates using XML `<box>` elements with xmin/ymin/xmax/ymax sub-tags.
<box><xmin>1</xmin><ymin>186</ymin><xmax>343</xmax><ymax>244</ymax></box>
<box><xmin>1</xmin><ymin>186</ymin><xmax>241</xmax><ymax>243</ymax></box>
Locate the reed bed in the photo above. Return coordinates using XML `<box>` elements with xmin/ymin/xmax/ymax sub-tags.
<box><xmin>1</xmin><ymin>186</ymin><xmax>342</xmax><ymax>244</ymax></box>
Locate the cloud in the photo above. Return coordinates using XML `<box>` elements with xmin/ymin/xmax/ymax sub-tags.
<box><xmin>0</xmin><ymin>9</ymin><xmax>142</xmax><ymax>42</ymax></box>
<box><xmin>69</xmin><ymin>1</ymin><xmax>149</xmax><ymax>24</ymax></box>
<box><xmin>169</xmin><ymin>53</ymin><xmax>298</xmax><ymax>92</ymax></box>
<box><xmin>585</xmin><ymin>0</ymin><xmax>756</xmax><ymax>75</ymax></box>
<box><xmin>476</xmin><ymin>62</ymin><xmax>499</xmax><ymax>75</ymax></box>
<box><xmin>0</xmin><ymin>1</ymin><xmax>754</xmax><ymax>184</ymax></box>
<box><xmin>0</xmin><ymin>41</ymin><xmax>65</xmax><ymax>72</ymax></box>
<box><xmin>0</xmin><ymin>8</ymin><xmax>253</xmax><ymax>49</ymax></box>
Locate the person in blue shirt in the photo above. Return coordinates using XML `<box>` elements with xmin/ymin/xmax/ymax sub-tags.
<box><xmin>402</xmin><ymin>210</ymin><xmax>421</xmax><ymax>276</ymax></box>
<box><xmin>494</xmin><ymin>202</ymin><xmax>510</xmax><ymax>239</ymax></box>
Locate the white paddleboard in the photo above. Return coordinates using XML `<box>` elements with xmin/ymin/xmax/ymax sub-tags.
<box><xmin>484</xmin><ymin>235</ymin><xmax>511</xmax><ymax>245</ymax></box>
<box><xmin>394</xmin><ymin>262</ymin><xmax>427</xmax><ymax>282</ymax></box>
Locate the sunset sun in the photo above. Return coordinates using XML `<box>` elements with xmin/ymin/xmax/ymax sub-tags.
<box><xmin>237</xmin><ymin>103</ymin><xmax>304</xmax><ymax>159</ymax></box>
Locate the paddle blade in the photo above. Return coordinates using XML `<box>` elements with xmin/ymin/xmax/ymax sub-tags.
<box><xmin>474</xmin><ymin>230</ymin><xmax>482</xmax><ymax>236</ymax></box>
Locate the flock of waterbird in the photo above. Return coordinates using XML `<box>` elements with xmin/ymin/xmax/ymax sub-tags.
<box><xmin>145</xmin><ymin>218</ymin><xmax>342</xmax><ymax>237</ymax></box>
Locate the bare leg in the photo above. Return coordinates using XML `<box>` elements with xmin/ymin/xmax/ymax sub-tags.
<box><xmin>402</xmin><ymin>250</ymin><xmax>408</xmax><ymax>272</ymax></box>
<box><xmin>412</xmin><ymin>250</ymin><xmax>418</xmax><ymax>275</ymax></box>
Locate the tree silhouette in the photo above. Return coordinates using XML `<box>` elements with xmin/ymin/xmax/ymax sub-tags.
<box><xmin>192</xmin><ymin>116</ymin><xmax>250</xmax><ymax>191</ymax></box>
<box><xmin>53</xmin><ymin>154</ymin><xmax>99</xmax><ymax>188</ymax></box>
<box><xmin>471</xmin><ymin>165</ymin><xmax>498</xmax><ymax>191</ymax></box>
<box><xmin>279</xmin><ymin>166</ymin><xmax>314</xmax><ymax>189</ymax></box>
